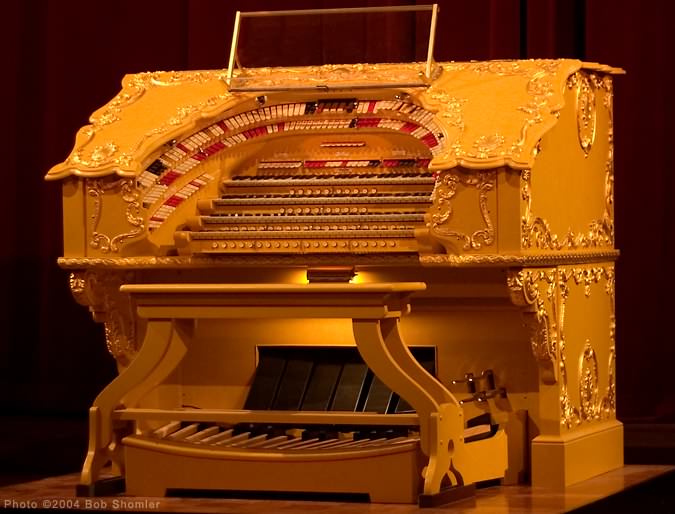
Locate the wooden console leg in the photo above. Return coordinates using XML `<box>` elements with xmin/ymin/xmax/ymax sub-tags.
<box><xmin>79</xmin><ymin>320</ymin><xmax>175</xmax><ymax>489</ymax></box>
<box><xmin>353</xmin><ymin>318</ymin><xmax>463</xmax><ymax>497</ymax></box>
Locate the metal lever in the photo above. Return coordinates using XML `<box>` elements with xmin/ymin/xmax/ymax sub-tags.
<box><xmin>451</xmin><ymin>372</ymin><xmax>476</xmax><ymax>393</ymax></box>
<box><xmin>459</xmin><ymin>387</ymin><xmax>507</xmax><ymax>405</ymax></box>
<box><xmin>480</xmin><ymin>369</ymin><xmax>496</xmax><ymax>390</ymax></box>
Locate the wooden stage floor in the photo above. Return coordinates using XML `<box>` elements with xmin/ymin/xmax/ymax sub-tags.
<box><xmin>0</xmin><ymin>465</ymin><xmax>673</xmax><ymax>513</ymax></box>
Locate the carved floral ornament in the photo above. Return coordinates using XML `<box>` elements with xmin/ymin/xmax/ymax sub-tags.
<box><xmin>507</xmin><ymin>266</ymin><xmax>616</xmax><ymax>428</ymax></box>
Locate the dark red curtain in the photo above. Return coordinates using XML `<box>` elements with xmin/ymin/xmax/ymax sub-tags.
<box><xmin>2</xmin><ymin>0</ymin><xmax>673</xmax><ymax>451</ymax></box>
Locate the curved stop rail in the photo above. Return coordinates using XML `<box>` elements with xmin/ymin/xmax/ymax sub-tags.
<box><xmin>81</xmin><ymin>282</ymin><xmax>473</xmax><ymax>501</ymax></box>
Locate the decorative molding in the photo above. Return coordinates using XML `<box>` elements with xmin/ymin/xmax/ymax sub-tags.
<box><xmin>87</xmin><ymin>178</ymin><xmax>145</xmax><ymax>253</ymax></box>
<box><xmin>428</xmin><ymin>170</ymin><xmax>496</xmax><ymax>252</ymax></box>
<box><xmin>56</xmin><ymin>250</ymin><xmax>620</xmax><ymax>270</ymax></box>
<box><xmin>57</xmin><ymin>253</ymin><xmax>421</xmax><ymax>270</ymax></box>
<box><xmin>420</xmin><ymin>250</ymin><xmax>619</xmax><ymax>267</ymax></box>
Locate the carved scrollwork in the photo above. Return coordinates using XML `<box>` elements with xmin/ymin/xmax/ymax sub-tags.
<box><xmin>428</xmin><ymin>170</ymin><xmax>495</xmax><ymax>251</ymax></box>
<box><xmin>67</xmin><ymin>270</ymin><xmax>137</xmax><ymax>366</ymax></box>
<box><xmin>87</xmin><ymin>178</ymin><xmax>145</xmax><ymax>253</ymax></box>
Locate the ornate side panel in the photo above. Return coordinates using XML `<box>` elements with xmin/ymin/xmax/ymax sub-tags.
<box><xmin>521</xmin><ymin>72</ymin><xmax>615</xmax><ymax>256</ymax></box>
<box><xmin>508</xmin><ymin>263</ymin><xmax>616</xmax><ymax>436</ymax></box>
<box><xmin>84</xmin><ymin>177</ymin><xmax>146</xmax><ymax>257</ymax></box>
<box><xmin>426</xmin><ymin>169</ymin><xmax>498</xmax><ymax>255</ymax></box>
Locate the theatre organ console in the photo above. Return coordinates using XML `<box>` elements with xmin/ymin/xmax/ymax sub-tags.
<box><xmin>47</xmin><ymin>49</ymin><xmax>624</xmax><ymax>504</ymax></box>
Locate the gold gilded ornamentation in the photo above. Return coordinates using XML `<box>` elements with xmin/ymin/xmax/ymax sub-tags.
<box><xmin>67</xmin><ymin>270</ymin><xmax>137</xmax><ymax>365</ymax></box>
<box><xmin>428</xmin><ymin>170</ymin><xmax>495</xmax><ymax>251</ymax></box>
<box><xmin>603</xmin><ymin>344</ymin><xmax>617</xmax><ymax>415</ymax></box>
<box><xmin>49</xmin><ymin>70</ymin><xmax>235</xmax><ymax>178</ymax></box>
<box><xmin>507</xmin><ymin>269</ymin><xmax>558</xmax><ymax>384</ymax></box>
<box><xmin>57</xmin><ymin>254</ymin><xmax>420</xmax><ymax>269</ymax></box>
<box><xmin>556</xmin><ymin>277</ymin><xmax>580</xmax><ymax>428</ymax></box>
<box><xmin>87</xmin><ymin>178</ymin><xmax>145</xmax><ymax>253</ymax></box>
<box><xmin>568</xmin><ymin>72</ymin><xmax>596</xmax><ymax>156</ymax></box>
<box><xmin>521</xmin><ymin>73</ymin><xmax>614</xmax><ymax>251</ymax></box>
<box><xmin>232</xmin><ymin>62</ymin><xmax>444</xmax><ymax>89</ymax></box>
<box><xmin>521</xmin><ymin>167</ymin><xmax>614</xmax><ymax>251</ymax></box>
<box><xmin>578</xmin><ymin>341</ymin><xmax>600</xmax><ymax>421</ymax></box>
<box><xmin>508</xmin><ymin>266</ymin><xmax>616</xmax><ymax>428</ymax></box>
<box><xmin>56</xmin><ymin>249</ymin><xmax>620</xmax><ymax>270</ymax></box>
<box><xmin>428</xmin><ymin>60</ymin><xmax>566</xmax><ymax>166</ymax></box>
<box><xmin>473</xmin><ymin>134</ymin><xmax>505</xmax><ymax>158</ymax></box>
<box><xmin>424</xmin><ymin>88</ymin><xmax>465</xmax><ymax>130</ymax></box>
<box><xmin>475</xmin><ymin>60</ymin><xmax>560</xmax><ymax>159</ymax></box>
<box><xmin>68</xmin><ymin>272</ymin><xmax>88</xmax><ymax>306</ymax></box>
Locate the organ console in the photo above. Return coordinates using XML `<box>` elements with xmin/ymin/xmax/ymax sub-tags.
<box><xmin>46</xmin><ymin>13</ymin><xmax>625</xmax><ymax>503</ymax></box>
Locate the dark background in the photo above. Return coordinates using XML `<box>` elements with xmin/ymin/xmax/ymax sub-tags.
<box><xmin>2</xmin><ymin>0</ymin><xmax>673</xmax><ymax>482</ymax></box>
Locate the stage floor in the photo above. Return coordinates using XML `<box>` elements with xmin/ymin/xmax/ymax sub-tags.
<box><xmin>0</xmin><ymin>465</ymin><xmax>673</xmax><ymax>513</ymax></box>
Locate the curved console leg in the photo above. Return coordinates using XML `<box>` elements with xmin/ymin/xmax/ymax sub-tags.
<box><xmin>377</xmin><ymin>318</ymin><xmax>467</xmax><ymax>492</ymax></box>
<box><xmin>353</xmin><ymin>318</ymin><xmax>468</xmax><ymax>497</ymax></box>
<box><xmin>80</xmin><ymin>320</ymin><xmax>175</xmax><ymax>488</ymax></box>
<box><xmin>378</xmin><ymin>318</ymin><xmax>455</xmax><ymax>407</ymax></box>
<box><xmin>121</xmin><ymin>320</ymin><xmax>189</xmax><ymax>412</ymax></box>
<box><xmin>353</xmin><ymin>318</ymin><xmax>459</xmax><ymax>497</ymax></box>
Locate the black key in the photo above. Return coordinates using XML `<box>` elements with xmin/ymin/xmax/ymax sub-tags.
<box><xmin>272</xmin><ymin>357</ymin><xmax>314</xmax><ymax>411</ymax></box>
<box><xmin>243</xmin><ymin>352</ymin><xmax>287</xmax><ymax>411</ymax></box>
<box><xmin>301</xmin><ymin>361</ymin><xmax>343</xmax><ymax>411</ymax></box>
<box><xmin>331</xmin><ymin>361</ymin><xmax>368</xmax><ymax>411</ymax></box>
